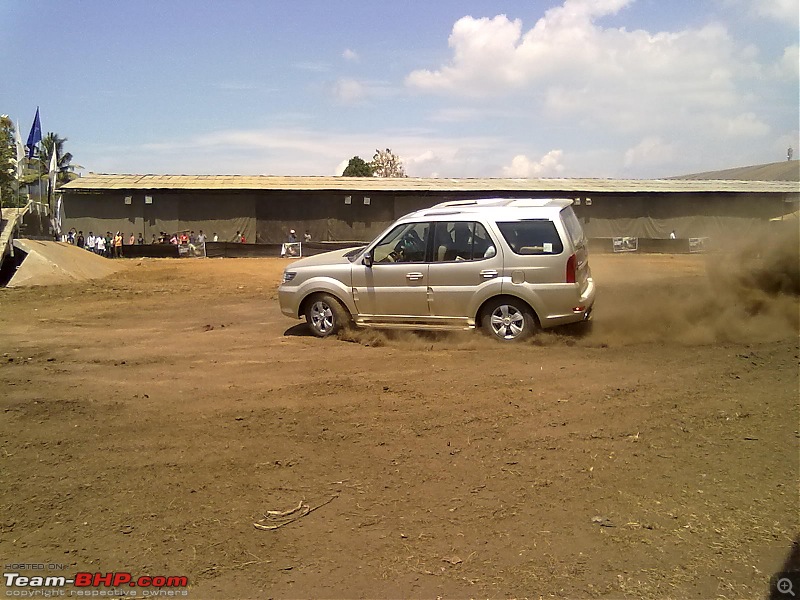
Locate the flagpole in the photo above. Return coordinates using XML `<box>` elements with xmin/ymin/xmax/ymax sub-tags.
<box><xmin>38</xmin><ymin>146</ymin><xmax>42</xmax><ymax>210</ymax></box>
<box><xmin>15</xmin><ymin>120</ymin><xmax>22</xmax><ymax>216</ymax></box>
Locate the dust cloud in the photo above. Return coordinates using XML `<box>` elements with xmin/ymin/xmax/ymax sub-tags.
<box><xmin>585</xmin><ymin>228</ymin><xmax>799</xmax><ymax>346</ymax></box>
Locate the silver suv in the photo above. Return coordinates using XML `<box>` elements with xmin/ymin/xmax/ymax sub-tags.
<box><xmin>278</xmin><ymin>198</ymin><xmax>595</xmax><ymax>341</ymax></box>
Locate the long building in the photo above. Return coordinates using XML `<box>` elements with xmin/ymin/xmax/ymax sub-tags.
<box><xmin>60</xmin><ymin>163</ymin><xmax>800</xmax><ymax>244</ymax></box>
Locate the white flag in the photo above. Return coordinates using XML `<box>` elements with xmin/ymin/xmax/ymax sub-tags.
<box><xmin>49</xmin><ymin>146</ymin><xmax>58</xmax><ymax>189</ymax></box>
<box><xmin>14</xmin><ymin>122</ymin><xmax>25</xmax><ymax>179</ymax></box>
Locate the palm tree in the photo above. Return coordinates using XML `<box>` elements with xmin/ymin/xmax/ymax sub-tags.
<box><xmin>37</xmin><ymin>132</ymin><xmax>81</xmax><ymax>185</ymax></box>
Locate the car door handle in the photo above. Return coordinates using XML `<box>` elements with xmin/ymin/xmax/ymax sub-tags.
<box><xmin>480</xmin><ymin>269</ymin><xmax>498</xmax><ymax>279</ymax></box>
<box><xmin>406</xmin><ymin>272</ymin><xmax>424</xmax><ymax>281</ymax></box>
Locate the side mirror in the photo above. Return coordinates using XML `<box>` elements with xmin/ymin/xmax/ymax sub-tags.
<box><xmin>363</xmin><ymin>251</ymin><xmax>373</xmax><ymax>267</ymax></box>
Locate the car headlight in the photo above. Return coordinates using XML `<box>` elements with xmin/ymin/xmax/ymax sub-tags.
<box><xmin>282</xmin><ymin>271</ymin><xmax>297</xmax><ymax>284</ymax></box>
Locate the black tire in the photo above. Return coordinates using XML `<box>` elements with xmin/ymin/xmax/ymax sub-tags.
<box><xmin>304</xmin><ymin>293</ymin><xmax>350</xmax><ymax>338</ymax></box>
<box><xmin>480</xmin><ymin>297</ymin><xmax>537</xmax><ymax>342</ymax></box>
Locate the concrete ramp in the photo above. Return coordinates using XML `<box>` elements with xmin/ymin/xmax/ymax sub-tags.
<box><xmin>7</xmin><ymin>239</ymin><xmax>125</xmax><ymax>288</ymax></box>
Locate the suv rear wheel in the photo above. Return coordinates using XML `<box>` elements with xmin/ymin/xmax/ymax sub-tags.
<box><xmin>481</xmin><ymin>298</ymin><xmax>537</xmax><ymax>342</ymax></box>
<box><xmin>305</xmin><ymin>293</ymin><xmax>350</xmax><ymax>337</ymax></box>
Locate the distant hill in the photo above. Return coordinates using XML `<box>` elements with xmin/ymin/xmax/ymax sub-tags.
<box><xmin>671</xmin><ymin>160</ymin><xmax>800</xmax><ymax>182</ymax></box>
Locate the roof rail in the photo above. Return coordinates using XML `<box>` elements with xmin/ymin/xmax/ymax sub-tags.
<box><xmin>429</xmin><ymin>197</ymin><xmax>571</xmax><ymax>210</ymax></box>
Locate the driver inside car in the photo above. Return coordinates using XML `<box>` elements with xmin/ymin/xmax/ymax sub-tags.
<box><xmin>388</xmin><ymin>227</ymin><xmax>426</xmax><ymax>262</ymax></box>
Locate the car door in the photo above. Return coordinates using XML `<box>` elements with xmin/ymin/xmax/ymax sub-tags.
<box><xmin>426</xmin><ymin>221</ymin><xmax>503</xmax><ymax>321</ymax></box>
<box><xmin>351</xmin><ymin>222</ymin><xmax>431</xmax><ymax>320</ymax></box>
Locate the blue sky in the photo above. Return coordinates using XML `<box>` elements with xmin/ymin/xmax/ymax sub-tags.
<box><xmin>1</xmin><ymin>0</ymin><xmax>798</xmax><ymax>178</ymax></box>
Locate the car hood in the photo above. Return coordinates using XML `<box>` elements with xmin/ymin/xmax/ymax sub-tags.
<box><xmin>288</xmin><ymin>247</ymin><xmax>364</xmax><ymax>269</ymax></box>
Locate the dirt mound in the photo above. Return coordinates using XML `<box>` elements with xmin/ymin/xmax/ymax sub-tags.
<box><xmin>6</xmin><ymin>240</ymin><xmax>125</xmax><ymax>287</ymax></box>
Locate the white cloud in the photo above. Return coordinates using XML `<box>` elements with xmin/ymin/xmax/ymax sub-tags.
<box><xmin>502</xmin><ymin>150</ymin><xmax>565</xmax><ymax>177</ymax></box>
<box><xmin>334</xmin><ymin>158</ymin><xmax>350</xmax><ymax>176</ymax></box>
<box><xmin>332</xmin><ymin>78</ymin><xmax>366</xmax><ymax>104</ymax></box>
<box><xmin>623</xmin><ymin>136</ymin><xmax>677</xmax><ymax>168</ymax></box>
<box><xmin>776</xmin><ymin>44</ymin><xmax>800</xmax><ymax>79</ymax></box>
<box><xmin>343</xmin><ymin>48</ymin><xmax>359</xmax><ymax>61</ymax></box>
<box><xmin>720</xmin><ymin>113</ymin><xmax>771</xmax><ymax>137</ymax></box>
<box><xmin>750</xmin><ymin>0</ymin><xmax>799</xmax><ymax>22</ymax></box>
<box><xmin>404</xmin><ymin>149</ymin><xmax>444</xmax><ymax>174</ymax></box>
<box><xmin>406</xmin><ymin>3</ymin><xmax>791</xmax><ymax>128</ymax></box>
<box><xmin>402</xmin><ymin>0</ymin><xmax>798</xmax><ymax>176</ymax></box>
<box><xmin>112</xmin><ymin>127</ymin><xmax>509</xmax><ymax>178</ymax></box>
<box><xmin>428</xmin><ymin>107</ymin><xmax>485</xmax><ymax>123</ymax></box>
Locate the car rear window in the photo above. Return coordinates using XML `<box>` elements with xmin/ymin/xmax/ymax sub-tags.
<box><xmin>560</xmin><ymin>206</ymin><xmax>585</xmax><ymax>248</ymax></box>
<box><xmin>496</xmin><ymin>220</ymin><xmax>564</xmax><ymax>255</ymax></box>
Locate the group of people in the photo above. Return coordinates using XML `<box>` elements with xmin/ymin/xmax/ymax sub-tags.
<box><xmin>68</xmin><ymin>230</ymin><xmax>134</xmax><ymax>258</ymax></box>
<box><xmin>153</xmin><ymin>230</ymin><xmax>213</xmax><ymax>245</ymax></box>
<box><xmin>64</xmin><ymin>227</ymin><xmax>315</xmax><ymax>257</ymax></box>
<box><xmin>64</xmin><ymin>229</ymin><xmax>219</xmax><ymax>258</ymax></box>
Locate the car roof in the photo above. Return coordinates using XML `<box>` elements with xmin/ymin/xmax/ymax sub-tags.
<box><xmin>403</xmin><ymin>197</ymin><xmax>574</xmax><ymax>221</ymax></box>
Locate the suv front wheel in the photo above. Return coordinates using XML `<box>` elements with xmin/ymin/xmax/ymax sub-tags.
<box><xmin>304</xmin><ymin>293</ymin><xmax>350</xmax><ymax>337</ymax></box>
<box><xmin>481</xmin><ymin>297</ymin><xmax>537</xmax><ymax>342</ymax></box>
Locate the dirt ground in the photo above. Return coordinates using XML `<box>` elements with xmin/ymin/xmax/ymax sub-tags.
<box><xmin>1</xmin><ymin>242</ymin><xmax>798</xmax><ymax>599</ymax></box>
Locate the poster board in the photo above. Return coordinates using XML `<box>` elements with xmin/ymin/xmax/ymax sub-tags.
<box><xmin>612</xmin><ymin>237</ymin><xmax>638</xmax><ymax>252</ymax></box>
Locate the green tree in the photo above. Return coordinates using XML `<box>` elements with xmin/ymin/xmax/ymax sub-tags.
<box><xmin>371</xmin><ymin>148</ymin><xmax>406</xmax><ymax>178</ymax></box>
<box><xmin>38</xmin><ymin>132</ymin><xmax>80</xmax><ymax>185</ymax></box>
<box><xmin>0</xmin><ymin>115</ymin><xmax>18</xmax><ymax>207</ymax></box>
<box><xmin>342</xmin><ymin>155</ymin><xmax>374</xmax><ymax>177</ymax></box>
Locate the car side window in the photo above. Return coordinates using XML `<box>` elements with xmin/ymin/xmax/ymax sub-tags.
<box><xmin>373</xmin><ymin>222</ymin><xmax>430</xmax><ymax>263</ymax></box>
<box><xmin>496</xmin><ymin>220</ymin><xmax>564</xmax><ymax>255</ymax></box>
<box><xmin>473</xmin><ymin>222</ymin><xmax>497</xmax><ymax>258</ymax></box>
<box><xmin>432</xmin><ymin>221</ymin><xmax>496</xmax><ymax>262</ymax></box>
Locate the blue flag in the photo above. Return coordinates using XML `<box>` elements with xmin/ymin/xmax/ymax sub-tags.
<box><xmin>26</xmin><ymin>107</ymin><xmax>42</xmax><ymax>159</ymax></box>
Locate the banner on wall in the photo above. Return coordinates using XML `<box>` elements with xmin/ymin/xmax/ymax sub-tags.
<box><xmin>612</xmin><ymin>237</ymin><xmax>638</xmax><ymax>252</ymax></box>
<box><xmin>689</xmin><ymin>237</ymin><xmax>709</xmax><ymax>253</ymax></box>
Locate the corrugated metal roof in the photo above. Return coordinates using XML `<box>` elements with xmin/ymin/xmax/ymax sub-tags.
<box><xmin>60</xmin><ymin>173</ymin><xmax>800</xmax><ymax>194</ymax></box>
<box><xmin>671</xmin><ymin>160</ymin><xmax>800</xmax><ymax>182</ymax></box>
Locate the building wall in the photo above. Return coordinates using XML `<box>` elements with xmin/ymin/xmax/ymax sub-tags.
<box><xmin>63</xmin><ymin>188</ymin><xmax>792</xmax><ymax>243</ymax></box>
<box><xmin>574</xmin><ymin>192</ymin><xmax>787</xmax><ymax>238</ymax></box>
<box><xmin>64</xmin><ymin>190</ymin><xmax>255</xmax><ymax>242</ymax></box>
<box><xmin>256</xmin><ymin>190</ymin><xmax>396</xmax><ymax>242</ymax></box>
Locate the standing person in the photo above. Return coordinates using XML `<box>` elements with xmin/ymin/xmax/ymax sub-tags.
<box><xmin>128</xmin><ymin>233</ymin><xmax>135</xmax><ymax>245</ymax></box>
<box><xmin>196</xmin><ymin>230</ymin><xmax>207</xmax><ymax>244</ymax></box>
<box><xmin>233</xmin><ymin>231</ymin><xmax>241</xmax><ymax>243</ymax></box>
<box><xmin>669</xmin><ymin>230</ymin><xmax>677</xmax><ymax>240</ymax></box>
<box><xmin>281</xmin><ymin>229</ymin><xmax>298</xmax><ymax>257</ymax></box>
<box><xmin>113</xmin><ymin>232</ymin><xmax>123</xmax><ymax>258</ymax></box>
<box><xmin>86</xmin><ymin>232</ymin><xmax>96</xmax><ymax>253</ymax></box>
<box><xmin>76</xmin><ymin>231</ymin><xmax>85</xmax><ymax>249</ymax></box>
<box><xmin>303</xmin><ymin>230</ymin><xmax>312</xmax><ymax>243</ymax></box>
<box><xmin>212</xmin><ymin>232</ymin><xmax>219</xmax><ymax>242</ymax></box>
<box><xmin>137</xmin><ymin>233</ymin><xmax>144</xmax><ymax>245</ymax></box>
<box><xmin>95</xmin><ymin>234</ymin><xmax>106</xmax><ymax>256</ymax></box>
